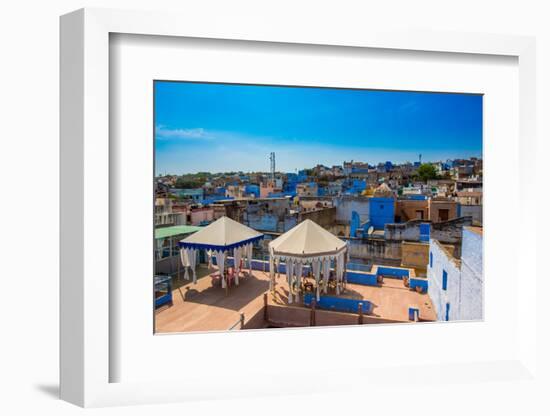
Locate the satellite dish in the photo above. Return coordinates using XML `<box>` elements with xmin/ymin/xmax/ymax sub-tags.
<box><xmin>367</xmin><ymin>226</ymin><xmax>374</xmax><ymax>235</ymax></box>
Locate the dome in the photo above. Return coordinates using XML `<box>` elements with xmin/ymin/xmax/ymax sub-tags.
<box><xmin>373</xmin><ymin>182</ymin><xmax>394</xmax><ymax>197</ymax></box>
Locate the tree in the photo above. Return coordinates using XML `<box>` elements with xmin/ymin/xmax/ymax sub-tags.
<box><xmin>416</xmin><ymin>163</ymin><xmax>438</xmax><ymax>182</ymax></box>
<box><xmin>174</xmin><ymin>178</ymin><xmax>203</xmax><ymax>189</ymax></box>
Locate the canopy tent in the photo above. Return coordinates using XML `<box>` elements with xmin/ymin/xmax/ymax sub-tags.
<box><xmin>178</xmin><ymin>216</ymin><xmax>264</xmax><ymax>286</ymax></box>
<box><xmin>268</xmin><ymin>219</ymin><xmax>348</xmax><ymax>303</ymax></box>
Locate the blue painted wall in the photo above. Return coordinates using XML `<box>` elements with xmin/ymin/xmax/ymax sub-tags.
<box><xmin>297</xmin><ymin>170</ymin><xmax>308</xmax><ymax>181</ymax></box>
<box><xmin>283</xmin><ymin>182</ymin><xmax>297</xmax><ymax>194</ymax></box>
<box><xmin>368</xmin><ymin>197</ymin><xmax>395</xmax><ymax>230</ymax></box>
<box><xmin>155</xmin><ymin>293</ymin><xmax>172</xmax><ymax>308</ymax></box>
<box><xmin>154</xmin><ymin>276</ymin><xmax>172</xmax><ymax>308</ymax></box>
<box><xmin>408</xmin><ymin>306</ymin><xmax>419</xmax><ymax>321</ymax></box>
<box><xmin>360</xmin><ymin>220</ymin><xmax>372</xmax><ymax>238</ymax></box>
<box><xmin>245</xmin><ymin>184</ymin><xmax>260</xmax><ymax>198</ymax></box>
<box><xmin>409</xmin><ymin>277</ymin><xmax>428</xmax><ymax>293</ymax></box>
<box><xmin>347</xmin><ymin>266</ymin><xmax>412</xmax><ymax>285</ymax></box>
<box><xmin>170</xmin><ymin>188</ymin><xmax>204</xmax><ymax>201</ymax></box>
<box><xmin>346</xmin><ymin>271</ymin><xmax>378</xmax><ymax>286</ymax></box>
<box><xmin>419</xmin><ymin>222</ymin><xmax>430</xmax><ymax>242</ymax></box>
<box><xmin>377</xmin><ymin>266</ymin><xmax>409</xmax><ymax>278</ymax></box>
<box><xmin>304</xmin><ymin>293</ymin><xmax>371</xmax><ymax>314</ymax></box>
<box><xmin>350</xmin><ymin>211</ymin><xmax>360</xmax><ymax>238</ymax></box>
<box><xmin>351</xmin><ymin>179</ymin><xmax>367</xmax><ymax>193</ymax></box>
<box><xmin>247</xmin><ymin>214</ymin><xmax>278</xmax><ymax>232</ymax></box>
<box><xmin>407</xmin><ymin>194</ymin><xmax>427</xmax><ymax>201</ymax></box>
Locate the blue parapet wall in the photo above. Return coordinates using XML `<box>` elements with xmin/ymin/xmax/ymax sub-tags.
<box><xmin>304</xmin><ymin>293</ymin><xmax>371</xmax><ymax>314</ymax></box>
<box><xmin>155</xmin><ymin>293</ymin><xmax>172</xmax><ymax>308</ymax></box>
<box><xmin>376</xmin><ymin>266</ymin><xmax>409</xmax><ymax>279</ymax></box>
<box><xmin>346</xmin><ymin>271</ymin><xmax>378</xmax><ymax>286</ymax></box>
<box><xmin>409</xmin><ymin>277</ymin><xmax>428</xmax><ymax>293</ymax></box>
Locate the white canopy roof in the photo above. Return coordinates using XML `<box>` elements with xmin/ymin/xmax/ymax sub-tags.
<box><xmin>269</xmin><ymin>219</ymin><xmax>347</xmax><ymax>259</ymax></box>
<box><xmin>179</xmin><ymin>216</ymin><xmax>263</xmax><ymax>252</ymax></box>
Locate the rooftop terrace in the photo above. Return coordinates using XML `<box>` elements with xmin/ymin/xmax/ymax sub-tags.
<box><xmin>155</xmin><ymin>264</ymin><xmax>436</xmax><ymax>333</ymax></box>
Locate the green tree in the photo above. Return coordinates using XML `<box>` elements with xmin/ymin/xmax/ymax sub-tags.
<box><xmin>174</xmin><ymin>178</ymin><xmax>203</xmax><ymax>189</ymax></box>
<box><xmin>416</xmin><ymin>163</ymin><xmax>438</xmax><ymax>182</ymax></box>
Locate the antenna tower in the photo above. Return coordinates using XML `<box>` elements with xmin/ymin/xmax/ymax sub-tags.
<box><xmin>269</xmin><ymin>152</ymin><xmax>276</xmax><ymax>181</ymax></box>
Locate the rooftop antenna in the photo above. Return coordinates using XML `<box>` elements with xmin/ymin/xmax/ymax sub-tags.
<box><xmin>419</xmin><ymin>154</ymin><xmax>422</xmax><ymax>164</ymax></box>
<box><xmin>269</xmin><ymin>152</ymin><xmax>276</xmax><ymax>182</ymax></box>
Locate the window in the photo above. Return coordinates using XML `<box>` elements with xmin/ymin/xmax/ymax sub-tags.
<box><xmin>429</xmin><ymin>252</ymin><xmax>433</xmax><ymax>268</ymax></box>
<box><xmin>445</xmin><ymin>302</ymin><xmax>450</xmax><ymax>321</ymax></box>
<box><xmin>442</xmin><ymin>270</ymin><xmax>448</xmax><ymax>291</ymax></box>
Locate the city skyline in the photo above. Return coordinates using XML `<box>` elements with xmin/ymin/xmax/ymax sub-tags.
<box><xmin>155</xmin><ymin>81</ymin><xmax>483</xmax><ymax>175</ymax></box>
<box><xmin>155</xmin><ymin>155</ymin><xmax>480</xmax><ymax>178</ymax></box>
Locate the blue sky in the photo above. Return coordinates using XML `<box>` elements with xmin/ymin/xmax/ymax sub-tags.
<box><xmin>154</xmin><ymin>81</ymin><xmax>482</xmax><ymax>175</ymax></box>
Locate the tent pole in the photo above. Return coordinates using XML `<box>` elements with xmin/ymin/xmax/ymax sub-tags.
<box><xmin>170</xmin><ymin>237</ymin><xmax>173</xmax><ymax>277</ymax></box>
<box><xmin>343</xmin><ymin>253</ymin><xmax>347</xmax><ymax>291</ymax></box>
<box><xmin>225</xmin><ymin>254</ymin><xmax>229</xmax><ymax>296</ymax></box>
<box><xmin>177</xmin><ymin>246</ymin><xmax>180</xmax><ymax>282</ymax></box>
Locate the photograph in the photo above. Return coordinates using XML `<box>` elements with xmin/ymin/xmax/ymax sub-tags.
<box><xmin>153</xmin><ymin>81</ymin><xmax>483</xmax><ymax>333</ymax></box>
<box><xmin>2</xmin><ymin>0</ymin><xmax>544</xmax><ymax>412</ymax></box>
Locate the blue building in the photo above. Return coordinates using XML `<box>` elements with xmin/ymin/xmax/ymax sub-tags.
<box><xmin>245</xmin><ymin>184</ymin><xmax>260</xmax><ymax>198</ymax></box>
<box><xmin>351</xmin><ymin>179</ymin><xmax>366</xmax><ymax>194</ymax></box>
<box><xmin>368</xmin><ymin>197</ymin><xmax>395</xmax><ymax>230</ymax></box>
<box><xmin>283</xmin><ymin>182</ymin><xmax>297</xmax><ymax>194</ymax></box>
<box><xmin>342</xmin><ymin>178</ymin><xmax>367</xmax><ymax>195</ymax></box>
<box><xmin>284</xmin><ymin>173</ymin><xmax>298</xmax><ymax>194</ymax></box>
<box><xmin>297</xmin><ymin>170</ymin><xmax>309</xmax><ymax>182</ymax></box>
<box><xmin>351</xmin><ymin>167</ymin><xmax>369</xmax><ymax>175</ymax></box>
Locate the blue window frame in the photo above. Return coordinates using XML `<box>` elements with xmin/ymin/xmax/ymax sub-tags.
<box><xmin>445</xmin><ymin>302</ymin><xmax>450</xmax><ymax>321</ymax></box>
<box><xmin>442</xmin><ymin>270</ymin><xmax>448</xmax><ymax>291</ymax></box>
<box><xmin>429</xmin><ymin>252</ymin><xmax>433</xmax><ymax>268</ymax></box>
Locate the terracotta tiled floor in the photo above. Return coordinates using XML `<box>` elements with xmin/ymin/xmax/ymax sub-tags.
<box><xmin>155</xmin><ymin>266</ymin><xmax>436</xmax><ymax>333</ymax></box>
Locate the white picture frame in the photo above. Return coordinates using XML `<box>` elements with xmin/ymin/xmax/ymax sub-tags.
<box><xmin>60</xmin><ymin>7</ymin><xmax>537</xmax><ymax>407</ymax></box>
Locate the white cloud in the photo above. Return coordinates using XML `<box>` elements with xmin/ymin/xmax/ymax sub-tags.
<box><xmin>155</xmin><ymin>125</ymin><xmax>208</xmax><ymax>140</ymax></box>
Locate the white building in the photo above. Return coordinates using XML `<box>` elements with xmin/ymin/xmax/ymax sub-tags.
<box><xmin>427</xmin><ymin>226</ymin><xmax>483</xmax><ymax>321</ymax></box>
<box><xmin>154</xmin><ymin>197</ymin><xmax>185</xmax><ymax>227</ymax></box>
<box><xmin>334</xmin><ymin>196</ymin><xmax>370</xmax><ymax>224</ymax></box>
<box><xmin>458</xmin><ymin>227</ymin><xmax>483</xmax><ymax>320</ymax></box>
